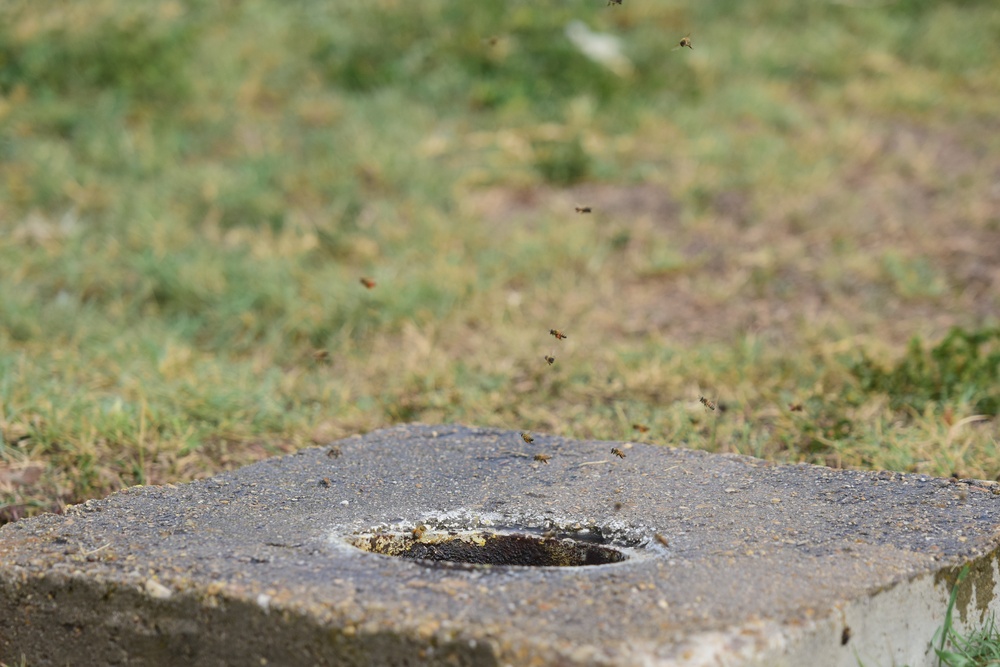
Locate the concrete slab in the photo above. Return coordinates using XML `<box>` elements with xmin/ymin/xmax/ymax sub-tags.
<box><xmin>2</xmin><ymin>423</ymin><xmax>1000</xmax><ymax>666</ymax></box>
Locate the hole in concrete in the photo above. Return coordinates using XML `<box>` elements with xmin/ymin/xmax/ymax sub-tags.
<box><xmin>347</xmin><ymin>530</ymin><xmax>628</xmax><ymax>567</ymax></box>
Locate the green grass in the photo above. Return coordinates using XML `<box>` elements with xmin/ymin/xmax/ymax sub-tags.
<box><xmin>936</xmin><ymin>613</ymin><xmax>1000</xmax><ymax>667</ymax></box>
<box><xmin>1</xmin><ymin>0</ymin><xmax>999</xmax><ymax>520</ymax></box>
<box><xmin>933</xmin><ymin>566</ymin><xmax>1000</xmax><ymax>667</ymax></box>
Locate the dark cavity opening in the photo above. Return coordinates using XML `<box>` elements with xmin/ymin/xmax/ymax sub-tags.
<box><xmin>348</xmin><ymin>531</ymin><xmax>627</xmax><ymax>567</ymax></box>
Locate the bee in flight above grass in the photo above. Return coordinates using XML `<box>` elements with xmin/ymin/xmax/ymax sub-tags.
<box><xmin>699</xmin><ymin>396</ymin><xmax>717</xmax><ymax>411</ymax></box>
<box><xmin>611</xmin><ymin>447</ymin><xmax>626</xmax><ymax>459</ymax></box>
<box><xmin>534</xmin><ymin>454</ymin><xmax>551</xmax><ymax>464</ymax></box>
<box><xmin>360</xmin><ymin>277</ymin><xmax>376</xmax><ymax>289</ymax></box>
<box><xmin>521</xmin><ymin>432</ymin><xmax>534</xmax><ymax>444</ymax></box>
<box><xmin>550</xmin><ymin>329</ymin><xmax>567</xmax><ymax>340</ymax></box>
<box><xmin>789</xmin><ymin>403</ymin><xmax>804</xmax><ymax>412</ymax></box>
<box><xmin>632</xmin><ymin>423</ymin><xmax>649</xmax><ymax>433</ymax></box>
<box><xmin>607</xmin><ymin>0</ymin><xmax>622</xmax><ymax>5</ymax></box>
<box><xmin>575</xmin><ymin>206</ymin><xmax>592</xmax><ymax>213</ymax></box>
<box><xmin>678</xmin><ymin>34</ymin><xmax>692</xmax><ymax>50</ymax></box>
<box><xmin>544</xmin><ymin>355</ymin><xmax>556</xmax><ymax>365</ymax></box>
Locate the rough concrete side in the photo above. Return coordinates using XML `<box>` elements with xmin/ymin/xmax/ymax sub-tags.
<box><xmin>0</xmin><ymin>569</ymin><xmax>496</xmax><ymax>667</ymax></box>
<box><xmin>4</xmin><ymin>557</ymin><xmax>999</xmax><ymax>667</ymax></box>
<box><xmin>755</xmin><ymin>554</ymin><xmax>1000</xmax><ymax>667</ymax></box>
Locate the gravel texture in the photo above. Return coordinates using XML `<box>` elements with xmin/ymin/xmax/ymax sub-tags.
<box><xmin>2</xmin><ymin>423</ymin><xmax>999</xmax><ymax>666</ymax></box>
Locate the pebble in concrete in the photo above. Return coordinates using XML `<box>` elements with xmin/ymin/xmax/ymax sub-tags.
<box><xmin>2</xmin><ymin>423</ymin><xmax>1000</xmax><ymax>666</ymax></box>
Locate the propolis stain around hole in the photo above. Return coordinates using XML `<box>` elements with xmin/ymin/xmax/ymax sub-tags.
<box><xmin>347</xmin><ymin>530</ymin><xmax>628</xmax><ymax>567</ymax></box>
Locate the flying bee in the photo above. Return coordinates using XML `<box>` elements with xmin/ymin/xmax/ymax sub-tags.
<box><xmin>312</xmin><ymin>349</ymin><xmax>331</xmax><ymax>364</ymax></box>
<box><xmin>678</xmin><ymin>34</ymin><xmax>693</xmax><ymax>50</ymax></box>
<box><xmin>611</xmin><ymin>447</ymin><xmax>626</xmax><ymax>459</ymax></box>
<box><xmin>521</xmin><ymin>432</ymin><xmax>534</xmax><ymax>444</ymax></box>
<box><xmin>575</xmin><ymin>206</ymin><xmax>592</xmax><ymax>214</ymax></box>
<box><xmin>534</xmin><ymin>454</ymin><xmax>551</xmax><ymax>464</ymax></box>
<box><xmin>326</xmin><ymin>446</ymin><xmax>342</xmax><ymax>459</ymax></box>
<box><xmin>360</xmin><ymin>277</ymin><xmax>376</xmax><ymax>289</ymax></box>
<box><xmin>412</xmin><ymin>524</ymin><xmax>427</xmax><ymax>540</ymax></box>
<box><xmin>654</xmin><ymin>533</ymin><xmax>669</xmax><ymax>547</ymax></box>
<box><xmin>607</xmin><ymin>0</ymin><xmax>622</xmax><ymax>5</ymax></box>
<box><xmin>699</xmin><ymin>396</ymin><xmax>717</xmax><ymax>411</ymax></box>
<box><xmin>544</xmin><ymin>355</ymin><xmax>555</xmax><ymax>365</ymax></box>
<box><xmin>549</xmin><ymin>329</ymin><xmax>567</xmax><ymax>340</ymax></box>
<box><xmin>318</xmin><ymin>477</ymin><xmax>331</xmax><ymax>488</ymax></box>
<box><xmin>633</xmin><ymin>423</ymin><xmax>649</xmax><ymax>433</ymax></box>
<box><xmin>789</xmin><ymin>403</ymin><xmax>804</xmax><ymax>412</ymax></box>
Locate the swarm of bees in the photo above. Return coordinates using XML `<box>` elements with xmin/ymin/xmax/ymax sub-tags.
<box><xmin>520</xmin><ymin>325</ymin><xmax>569</xmax><ymax>450</ymax></box>
<box><xmin>341</xmin><ymin>12</ymin><xmax>713</xmax><ymax>476</ymax></box>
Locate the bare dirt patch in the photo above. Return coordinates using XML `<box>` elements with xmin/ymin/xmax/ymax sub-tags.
<box><xmin>464</xmin><ymin>121</ymin><xmax>1000</xmax><ymax>348</ymax></box>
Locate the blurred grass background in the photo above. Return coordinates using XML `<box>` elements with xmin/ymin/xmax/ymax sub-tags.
<box><xmin>1</xmin><ymin>0</ymin><xmax>999</xmax><ymax>521</ymax></box>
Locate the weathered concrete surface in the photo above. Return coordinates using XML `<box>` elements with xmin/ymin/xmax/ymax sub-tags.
<box><xmin>2</xmin><ymin>423</ymin><xmax>1000</xmax><ymax>666</ymax></box>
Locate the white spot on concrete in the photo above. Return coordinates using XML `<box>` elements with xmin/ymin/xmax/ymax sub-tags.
<box><xmin>144</xmin><ymin>579</ymin><xmax>172</xmax><ymax>600</ymax></box>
